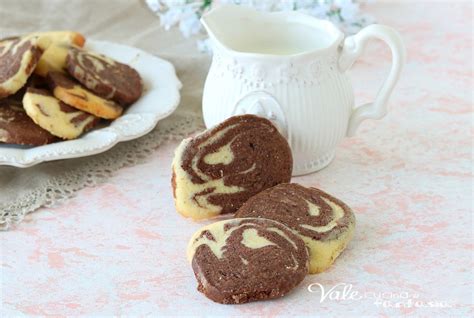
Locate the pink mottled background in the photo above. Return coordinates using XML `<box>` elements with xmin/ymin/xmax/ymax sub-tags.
<box><xmin>1</xmin><ymin>1</ymin><xmax>473</xmax><ymax>317</ymax></box>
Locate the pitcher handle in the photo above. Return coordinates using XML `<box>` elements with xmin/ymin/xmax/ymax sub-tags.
<box><xmin>339</xmin><ymin>24</ymin><xmax>406</xmax><ymax>137</ymax></box>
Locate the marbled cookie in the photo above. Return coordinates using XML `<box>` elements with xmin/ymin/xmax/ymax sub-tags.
<box><xmin>187</xmin><ymin>218</ymin><xmax>309</xmax><ymax>304</ymax></box>
<box><xmin>9</xmin><ymin>73</ymin><xmax>49</xmax><ymax>102</ymax></box>
<box><xmin>0</xmin><ymin>36</ymin><xmax>42</xmax><ymax>98</ymax></box>
<box><xmin>0</xmin><ymin>99</ymin><xmax>58</xmax><ymax>146</ymax></box>
<box><xmin>33</xmin><ymin>31</ymin><xmax>86</xmax><ymax>77</ymax></box>
<box><xmin>35</xmin><ymin>43</ymin><xmax>73</xmax><ymax>77</ymax></box>
<box><xmin>67</xmin><ymin>46</ymin><xmax>142</xmax><ymax>105</ymax></box>
<box><xmin>236</xmin><ymin>183</ymin><xmax>355</xmax><ymax>274</ymax></box>
<box><xmin>172</xmin><ymin>115</ymin><xmax>293</xmax><ymax>220</ymax></box>
<box><xmin>23</xmin><ymin>88</ymin><xmax>99</xmax><ymax>139</ymax></box>
<box><xmin>33</xmin><ymin>31</ymin><xmax>86</xmax><ymax>50</ymax></box>
<box><xmin>48</xmin><ymin>71</ymin><xmax>123</xmax><ymax>119</ymax></box>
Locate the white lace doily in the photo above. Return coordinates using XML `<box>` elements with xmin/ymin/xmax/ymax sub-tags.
<box><xmin>0</xmin><ymin>55</ymin><xmax>209</xmax><ymax>230</ymax></box>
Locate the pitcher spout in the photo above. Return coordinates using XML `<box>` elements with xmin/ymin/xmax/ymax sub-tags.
<box><xmin>200</xmin><ymin>5</ymin><xmax>251</xmax><ymax>55</ymax></box>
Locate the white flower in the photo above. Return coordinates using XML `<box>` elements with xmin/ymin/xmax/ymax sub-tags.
<box><xmin>308</xmin><ymin>3</ymin><xmax>331</xmax><ymax>19</ymax></box>
<box><xmin>159</xmin><ymin>7</ymin><xmax>185</xmax><ymax>30</ymax></box>
<box><xmin>336</xmin><ymin>0</ymin><xmax>360</xmax><ymax>21</ymax></box>
<box><xmin>251</xmin><ymin>0</ymin><xmax>279</xmax><ymax>11</ymax></box>
<box><xmin>276</xmin><ymin>1</ymin><xmax>294</xmax><ymax>11</ymax></box>
<box><xmin>179</xmin><ymin>8</ymin><xmax>202</xmax><ymax>37</ymax></box>
<box><xmin>293</xmin><ymin>0</ymin><xmax>322</xmax><ymax>10</ymax></box>
<box><xmin>162</xmin><ymin>0</ymin><xmax>188</xmax><ymax>6</ymax></box>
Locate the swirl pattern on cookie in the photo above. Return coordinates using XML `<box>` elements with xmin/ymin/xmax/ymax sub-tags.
<box><xmin>48</xmin><ymin>71</ymin><xmax>122</xmax><ymax>119</ymax></box>
<box><xmin>66</xmin><ymin>46</ymin><xmax>142</xmax><ymax>105</ymax></box>
<box><xmin>0</xmin><ymin>98</ymin><xmax>58</xmax><ymax>146</ymax></box>
<box><xmin>172</xmin><ymin>115</ymin><xmax>293</xmax><ymax>220</ymax></box>
<box><xmin>23</xmin><ymin>88</ymin><xmax>99</xmax><ymax>139</ymax></box>
<box><xmin>0</xmin><ymin>36</ymin><xmax>42</xmax><ymax>98</ymax></box>
<box><xmin>32</xmin><ymin>31</ymin><xmax>86</xmax><ymax>77</ymax></box>
<box><xmin>188</xmin><ymin>218</ymin><xmax>309</xmax><ymax>304</ymax></box>
<box><xmin>235</xmin><ymin>183</ymin><xmax>355</xmax><ymax>274</ymax></box>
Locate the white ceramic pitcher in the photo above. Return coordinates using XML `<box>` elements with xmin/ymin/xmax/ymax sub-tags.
<box><xmin>201</xmin><ymin>5</ymin><xmax>406</xmax><ymax>176</ymax></box>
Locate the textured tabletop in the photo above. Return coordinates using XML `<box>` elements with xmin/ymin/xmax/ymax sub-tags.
<box><xmin>2</xmin><ymin>2</ymin><xmax>472</xmax><ymax>317</ymax></box>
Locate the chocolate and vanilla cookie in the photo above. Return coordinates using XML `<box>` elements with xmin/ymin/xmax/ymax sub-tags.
<box><xmin>0</xmin><ymin>99</ymin><xmax>58</xmax><ymax>146</ymax></box>
<box><xmin>23</xmin><ymin>88</ymin><xmax>99</xmax><ymax>139</ymax></box>
<box><xmin>236</xmin><ymin>183</ymin><xmax>355</xmax><ymax>274</ymax></box>
<box><xmin>8</xmin><ymin>73</ymin><xmax>49</xmax><ymax>102</ymax></box>
<box><xmin>187</xmin><ymin>218</ymin><xmax>309</xmax><ymax>304</ymax></box>
<box><xmin>0</xmin><ymin>36</ymin><xmax>43</xmax><ymax>98</ymax></box>
<box><xmin>32</xmin><ymin>31</ymin><xmax>86</xmax><ymax>50</ymax></box>
<box><xmin>33</xmin><ymin>31</ymin><xmax>86</xmax><ymax>77</ymax></box>
<box><xmin>48</xmin><ymin>71</ymin><xmax>123</xmax><ymax>119</ymax></box>
<box><xmin>66</xmin><ymin>46</ymin><xmax>142</xmax><ymax>105</ymax></box>
<box><xmin>35</xmin><ymin>43</ymin><xmax>70</xmax><ymax>77</ymax></box>
<box><xmin>172</xmin><ymin>115</ymin><xmax>293</xmax><ymax>220</ymax></box>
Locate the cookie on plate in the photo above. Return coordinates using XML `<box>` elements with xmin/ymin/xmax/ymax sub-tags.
<box><xmin>34</xmin><ymin>43</ymin><xmax>72</xmax><ymax>77</ymax></box>
<box><xmin>48</xmin><ymin>71</ymin><xmax>123</xmax><ymax>119</ymax></box>
<box><xmin>236</xmin><ymin>183</ymin><xmax>356</xmax><ymax>274</ymax></box>
<box><xmin>33</xmin><ymin>31</ymin><xmax>86</xmax><ymax>77</ymax></box>
<box><xmin>0</xmin><ymin>98</ymin><xmax>58</xmax><ymax>146</ymax></box>
<box><xmin>0</xmin><ymin>36</ymin><xmax>43</xmax><ymax>98</ymax></box>
<box><xmin>187</xmin><ymin>218</ymin><xmax>309</xmax><ymax>304</ymax></box>
<box><xmin>9</xmin><ymin>73</ymin><xmax>49</xmax><ymax>101</ymax></box>
<box><xmin>172</xmin><ymin>115</ymin><xmax>293</xmax><ymax>220</ymax></box>
<box><xmin>23</xmin><ymin>87</ymin><xmax>99</xmax><ymax>139</ymax></box>
<box><xmin>66</xmin><ymin>46</ymin><xmax>142</xmax><ymax>105</ymax></box>
<box><xmin>33</xmin><ymin>31</ymin><xmax>86</xmax><ymax>50</ymax></box>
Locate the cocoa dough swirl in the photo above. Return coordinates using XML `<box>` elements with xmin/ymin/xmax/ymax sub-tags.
<box><xmin>0</xmin><ymin>37</ymin><xmax>34</xmax><ymax>82</ymax></box>
<box><xmin>0</xmin><ymin>37</ymin><xmax>42</xmax><ymax>97</ymax></box>
<box><xmin>173</xmin><ymin>115</ymin><xmax>293</xmax><ymax>219</ymax></box>
<box><xmin>66</xmin><ymin>46</ymin><xmax>142</xmax><ymax>105</ymax></box>
<box><xmin>236</xmin><ymin>183</ymin><xmax>355</xmax><ymax>241</ymax></box>
<box><xmin>188</xmin><ymin>218</ymin><xmax>309</xmax><ymax>304</ymax></box>
<box><xmin>0</xmin><ymin>98</ymin><xmax>58</xmax><ymax>146</ymax></box>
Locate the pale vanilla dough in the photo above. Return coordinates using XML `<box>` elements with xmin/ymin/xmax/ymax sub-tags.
<box><xmin>23</xmin><ymin>90</ymin><xmax>97</xmax><ymax>139</ymax></box>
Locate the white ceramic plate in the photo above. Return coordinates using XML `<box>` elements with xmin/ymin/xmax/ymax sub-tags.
<box><xmin>0</xmin><ymin>40</ymin><xmax>182</xmax><ymax>167</ymax></box>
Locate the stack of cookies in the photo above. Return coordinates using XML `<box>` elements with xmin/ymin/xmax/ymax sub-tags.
<box><xmin>171</xmin><ymin>115</ymin><xmax>356</xmax><ymax>304</ymax></box>
<box><xmin>0</xmin><ymin>31</ymin><xmax>142</xmax><ymax>146</ymax></box>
